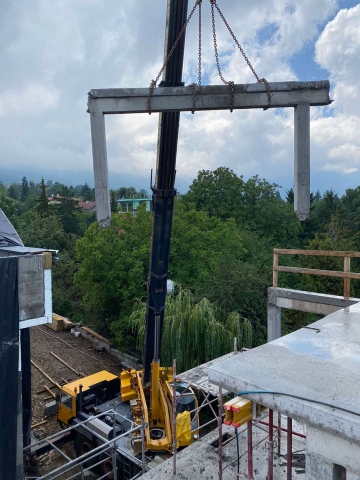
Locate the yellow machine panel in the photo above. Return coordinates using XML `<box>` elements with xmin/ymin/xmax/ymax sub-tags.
<box><xmin>223</xmin><ymin>396</ymin><xmax>266</xmax><ymax>428</ymax></box>
<box><xmin>61</xmin><ymin>371</ymin><xmax>118</xmax><ymax>397</ymax></box>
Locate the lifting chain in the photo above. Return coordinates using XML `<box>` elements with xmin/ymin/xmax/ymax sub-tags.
<box><xmin>211</xmin><ymin>1</ymin><xmax>234</xmax><ymax>112</ymax></box>
<box><xmin>147</xmin><ymin>0</ymin><xmax>271</xmax><ymax>114</ymax></box>
<box><xmin>191</xmin><ymin>0</ymin><xmax>202</xmax><ymax>114</ymax></box>
<box><xmin>147</xmin><ymin>0</ymin><xmax>201</xmax><ymax>115</ymax></box>
<box><xmin>212</xmin><ymin>1</ymin><xmax>272</xmax><ymax>110</ymax></box>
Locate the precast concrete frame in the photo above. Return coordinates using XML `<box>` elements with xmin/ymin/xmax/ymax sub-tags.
<box><xmin>87</xmin><ymin>80</ymin><xmax>331</xmax><ymax>226</ymax></box>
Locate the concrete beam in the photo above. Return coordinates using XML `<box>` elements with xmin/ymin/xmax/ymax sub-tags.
<box><xmin>294</xmin><ymin>103</ymin><xmax>310</xmax><ymax>220</ymax></box>
<box><xmin>89</xmin><ymin>100</ymin><xmax>111</xmax><ymax>226</ymax></box>
<box><xmin>88</xmin><ymin>81</ymin><xmax>331</xmax><ymax>114</ymax></box>
<box><xmin>268</xmin><ymin>287</ymin><xmax>360</xmax><ymax>314</ymax></box>
<box><xmin>307</xmin><ymin>426</ymin><xmax>360</xmax><ymax>476</ymax></box>
<box><xmin>267</xmin><ymin>305</ymin><xmax>281</xmax><ymax>342</ymax></box>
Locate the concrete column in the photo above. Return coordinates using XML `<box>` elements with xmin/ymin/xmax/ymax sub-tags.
<box><xmin>294</xmin><ymin>103</ymin><xmax>310</xmax><ymax>221</ymax></box>
<box><xmin>267</xmin><ymin>305</ymin><xmax>281</xmax><ymax>342</ymax></box>
<box><xmin>89</xmin><ymin>99</ymin><xmax>111</xmax><ymax>227</ymax></box>
<box><xmin>306</xmin><ymin>426</ymin><xmax>360</xmax><ymax>478</ymax></box>
<box><xmin>306</xmin><ymin>452</ymin><xmax>333</xmax><ymax>480</ymax></box>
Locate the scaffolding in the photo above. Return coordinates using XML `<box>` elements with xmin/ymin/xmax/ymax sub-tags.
<box><xmin>171</xmin><ymin>351</ymin><xmax>306</xmax><ymax>480</ymax></box>
<box><xmin>24</xmin><ymin>409</ymin><xmax>147</xmax><ymax>480</ymax></box>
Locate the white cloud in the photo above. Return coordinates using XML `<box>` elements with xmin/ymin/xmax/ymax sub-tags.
<box><xmin>0</xmin><ymin>85</ymin><xmax>60</xmax><ymax>116</ymax></box>
<box><xmin>1</xmin><ymin>0</ymin><xmax>359</xmax><ymax>194</ymax></box>
<box><xmin>313</xmin><ymin>4</ymin><xmax>360</xmax><ymax>174</ymax></box>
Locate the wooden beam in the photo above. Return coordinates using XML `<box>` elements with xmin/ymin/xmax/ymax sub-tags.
<box><xmin>274</xmin><ymin>249</ymin><xmax>360</xmax><ymax>258</ymax></box>
<box><xmin>88</xmin><ymin>81</ymin><xmax>331</xmax><ymax>115</ymax></box>
<box><xmin>274</xmin><ymin>265</ymin><xmax>360</xmax><ymax>280</ymax></box>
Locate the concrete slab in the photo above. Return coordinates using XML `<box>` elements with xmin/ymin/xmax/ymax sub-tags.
<box><xmin>177</xmin><ymin>351</ymin><xmax>240</xmax><ymax>395</ymax></box>
<box><xmin>209</xmin><ymin>303</ymin><xmax>360</xmax><ymax>444</ymax></box>
<box><xmin>142</xmin><ymin>417</ymin><xmax>305</xmax><ymax>479</ymax></box>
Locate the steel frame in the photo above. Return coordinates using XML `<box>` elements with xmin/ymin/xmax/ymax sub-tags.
<box><xmin>24</xmin><ymin>409</ymin><xmax>147</xmax><ymax>480</ymax></box>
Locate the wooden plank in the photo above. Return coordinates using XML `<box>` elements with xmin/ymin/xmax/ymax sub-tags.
<box><xmin>344</xmin><ymin>257</ymin><xmax>351</xmax><ymax>300</ymax></box>
<box><xmin>31</xmin><ymin>420</ymin><xmax>48</xmax><ymax>429</ymax></box>
<box><xmin>87</xmin><ymin>81</ymin><xmax>331</xmax><ymax>115</ymax></box>
<box><xmin>274</xmin><ymin>249</ymin><xmax>360</xmax><ymax>258</ymax></box>
<box><xmin>81</xmin><ymin>326</ymin><xmax>111</xmax><ymax>345</ymax></box>
<box><xmin>44</xmin><ymin>386</ymin><xmax>56</xmax><ymax>399</ymax></box>
<box><xmin>274</xmin><ymin>265</ymin><xmax>360</xmax><ymax>280</ymax></box>
<box><xmin>31</xmin><ymin>360</ymin><xmax>62</xmax><ymax>390</ymax></box>
<box><xmin>273</xmin><ymin>252</ymin><xmax>279</xmax><ymax>288</ymax></box>
<box><xmin>50</xmin><ymin>351</ymin><xmax>81</xmax><ymax>377</ymax></box>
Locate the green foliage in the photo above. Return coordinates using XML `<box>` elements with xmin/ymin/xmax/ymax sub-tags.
<box><xmin>75</xmin><ymin>206</ymin><xmax>152</xmax><ymax>340</ymax></box>
<box><xmin>36</xmin><ymin>178</ymin><xmax>49</xmax><ymax>217</ymax></box>
<box><xmin>130</xmin><ymin>288</ymin><xmax>252</xmax><ymax>373</ymax></box>
<box><xmin>21</xmin><ymin>176</ymin><xmax>29</xmax><ymax>202</ymax></box>
<box><xmin>8</xmin><ymin>183</ymin><xmax>21</xmax><ymax>200</ymax></box>
<box><xmin>18</xmin><ymin>213</ymin><xmax>73</xmax><ymax>251</ymax></box>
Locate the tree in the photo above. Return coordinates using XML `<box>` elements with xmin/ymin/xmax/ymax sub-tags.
<box><xmin>130</xmin><ymin>289</ymin><xmax>252</xmax><ymax>372</ymax></box>
<box><xmin>183</xmin><ymin>167</ymin><xmax>245</xmax><ymax>221</ymax></box>
<box><xmin>19</xmin><ymin>213</ymin><xmax>72</xmax><ymax>251</ymax></box>
<box><xmin>81</xmin><ymin>183</ymin><xmax>94</xmax><ymax>201</ymax></box>
<box><xmin>110</xmin><ymin>190</ymin><xmax>118</xmax><ymax>213</ymax></box>
<box><xmin>21</xmin><ymin>176</ymin><xmax>29</xmax><ymax>202</ymax></box>
<box><xmin>8</xmin><ymin>183</ymin><xmax>20</xmax><ymax>200</ymax></box>
<box><xmin>56</xmin><ymin>186</ymin><xmax>82</xmax><ymax>235</ymax></box>
<box><xmin>36</xmin><ymin>178</ymin><xmax>49</xmax><ymax>217</ymax></box>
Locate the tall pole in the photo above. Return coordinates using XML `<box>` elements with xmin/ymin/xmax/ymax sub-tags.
<box><xmin>143</xmin><ymin>0</ymin><xmax>189</xmax><ymax>384</ymax></box>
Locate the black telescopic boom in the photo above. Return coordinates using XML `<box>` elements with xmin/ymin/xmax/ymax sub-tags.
<box><xmin>143</xmin><ymin>0</ymin><xmax>189</xmax><ymax>384</ymax></box>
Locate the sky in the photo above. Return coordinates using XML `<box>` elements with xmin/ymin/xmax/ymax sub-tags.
<box><xmin>0</xmin><ymin>0</ymin><xmax>359</xmax><ymax>196</ymax></box>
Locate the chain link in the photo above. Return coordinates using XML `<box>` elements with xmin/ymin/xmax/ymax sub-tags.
<box><xmin>211</xmin><ymin>2</ymin><xmax>234</xmax><ymax>112</ymax></box>
<box><xmin>191</xmin><ymin>0</ymin><xmax>202</xmax><ymax>114</ymax></box>
<box><xmin>148</xmin><ymin>0</ymin><xmax>271</xmax><ymax>115</ymax></box>
<box><xmin>213</xmin><ymin>2</ymin><xmax>271</xmax><ymax>110</ymax></box>
<box><xmin>147</xmin><ymin>1</ymin><xmax>200</xmax><ymax>114</ymax></box>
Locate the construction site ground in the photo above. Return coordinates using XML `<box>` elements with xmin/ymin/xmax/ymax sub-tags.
<box><xmin>30</xmin><ymin>325</ymin><xmax>121</xmax><ymax>478</ymax></box>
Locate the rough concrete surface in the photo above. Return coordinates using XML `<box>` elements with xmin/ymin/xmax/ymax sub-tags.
<box><xmin>142</xmin><ymin>418</ymin><xmax>305</xmax><ymax>480</ymax></box>
<box><xmin>209</xmin><ymin>303</ymin><xmax>360</xmax><ymax>443</ymax></box>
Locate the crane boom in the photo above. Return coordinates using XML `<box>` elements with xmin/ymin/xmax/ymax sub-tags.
<box><xmin>143</xmin><ymin>0</ymin><xmax>189</xmax><ymax>384</ymax></box>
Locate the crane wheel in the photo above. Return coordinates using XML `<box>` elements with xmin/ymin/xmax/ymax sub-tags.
<box><xmin>100</xmin><ymin>454</ymin><xmax>121</xmax><ymax>480</ymax></box>
<box><xmin>74</xmin><ymin>434</ymin><xmax>96</xmax><ymax>468</ymax></box>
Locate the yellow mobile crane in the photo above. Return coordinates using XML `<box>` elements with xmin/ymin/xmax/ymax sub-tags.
<box><xmin>56</xmin><ymin>1</ymin><xmax>199</xmax><ymax>477</ymax></box>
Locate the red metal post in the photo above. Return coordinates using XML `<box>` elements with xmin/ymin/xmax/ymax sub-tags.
<box><xmin>287</xmin><ymin>417</ymin><xmax>292</xmax><ymax>480</ymax></box>
<box><xmin>277</xmin><ymin>412</ymin><xmax>281</xmax><ymax>456</ymax></box>
<box><xmin>172</xmin><ymin>359</ymin><xmax>177</xmax><ymax>476</ymax></box>
<box><xmin>268</xmin><ymin>409</ymin><xmax>274</xmax><ymax>480</ymax></box>
<box><xmin>218</xmin><ymin>386</ymin><xmax>223</xmax><ymax>480</ymax></box>
<box><xmin>247</xmin><ymin>420</ymin><xmax>254</xmax><ymax>480</ymax></box>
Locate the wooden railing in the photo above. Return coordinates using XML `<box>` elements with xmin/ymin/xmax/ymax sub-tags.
<box><xmin>273</xmin><ymin>249</ymin><xmax>360</xmax><ymax>299</ymax></box>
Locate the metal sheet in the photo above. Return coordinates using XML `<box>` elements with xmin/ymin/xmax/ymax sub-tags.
<box><xmin>0</xmin><ymin>208</ymin><xmax>23</xmax><ymax>247</ymax></box>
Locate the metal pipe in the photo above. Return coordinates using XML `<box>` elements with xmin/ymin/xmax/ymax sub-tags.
<box><xmin>218</xmin><ymin>386</ymin><xmax>223</xmax><ymax>480</ymax></box>
<box><xmin>172</xmin><ymin>359</ymin><xmax>177</xmax><ymax>476</ymax></box>
<box><xmin>141</xmin><ymin>418</ymin><xmax>146</xmax><ymax>476</ymax></box>
<box><xmin>112</xmin><ymin>412</ymin><xmax>118</xmax><ymax>480</ymax></box>
<box><xmin>36</xmin><ymin>422</ymin><xmax>145</xmax><ymax>480</ymax></box>
<box><xmin>277</xmin><ymin>412</ymin><xmax>281</xmax><ymax>456</ymax></box>
<box><xmin>257</xmin><ymin>420</ymin><xmax>306</xmax><ymax>439</ymax></box>
<box><xmin>24</xmin><ymin>409</ymin><xmax>132</xmax><ymax>451</ymax></box>
<box><xmin>287</xmin><ymin>417</ymin><xmax>292</xmax><ymax>480</ymax></box>
<box><xmin>268</xmin><ymin>409</ymin><xmax>273</xmax><ymax>480</ymax></box>
<box><xmin>247</xmin><ymin>420</ymin><xmax>254</xmax><ymax>480</ymax></box>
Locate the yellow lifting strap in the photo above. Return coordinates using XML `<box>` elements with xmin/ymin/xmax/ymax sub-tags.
<box><xmin>176</xmin><ymin>411</ymin><xmax>191</xmax><ymax>443</ymax></box>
